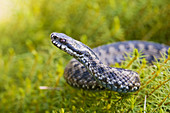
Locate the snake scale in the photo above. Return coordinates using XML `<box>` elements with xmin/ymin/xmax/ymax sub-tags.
<box><xmin>50</xmin><ymin>32</ymin><xmax>169</xmax><ymax>93</ymax></box>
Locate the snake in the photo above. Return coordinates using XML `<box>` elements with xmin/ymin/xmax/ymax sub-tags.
<box><xmin>50</xmin><ymin>32</ymin><xmax>169</xmax><ymax>93</ymax></box>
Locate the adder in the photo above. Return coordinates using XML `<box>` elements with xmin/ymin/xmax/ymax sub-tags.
<box><xmin>50</xmin><ymin>32</ymin><xmax>169</xmax><ymax>93</ymax></box>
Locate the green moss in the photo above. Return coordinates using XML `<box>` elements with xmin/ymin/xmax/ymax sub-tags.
<box><xmin>0</xmin><ymin>0</ymin><xmax>169</xmax><ymax>112</ymax></box>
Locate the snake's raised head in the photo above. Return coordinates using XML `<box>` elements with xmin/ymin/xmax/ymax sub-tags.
<box><xmin>51</xmin><ymin>32</ymin><xmax>99</xmax><ymax>60</ymax></box>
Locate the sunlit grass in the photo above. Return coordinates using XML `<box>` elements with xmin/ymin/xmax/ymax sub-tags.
<box><xmin>0</xmin><ymin>0</ymin><xmax>14</xmax><ymax>23</ymax></box>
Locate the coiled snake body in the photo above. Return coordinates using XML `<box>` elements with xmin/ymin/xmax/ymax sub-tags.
<box><xmin>51</xmin><ymin>32</ymin><xmax>169</xmax><ymax>93</ymax></box>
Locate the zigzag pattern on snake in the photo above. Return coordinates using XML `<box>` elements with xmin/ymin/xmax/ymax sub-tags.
<box><xmin>50</xmin><ymin>32</ymin><xmax>169</xmax><ymax>93</ymax></box>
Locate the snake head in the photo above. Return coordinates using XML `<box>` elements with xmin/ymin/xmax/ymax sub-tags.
<box><xmin>51</xmin><ymin>32</ymin><xmax>99</xmax><ymax>60</ymax></box>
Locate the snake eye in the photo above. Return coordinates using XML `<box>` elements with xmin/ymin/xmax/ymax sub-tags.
<box><xmin>53</xmin><ymin>36</ymin><xmax>57</xmax><ymax>40</ymax></box>
<box><xmin>60</xmin><ymin>38</ymin><xmax>66</xmax><ymax>43</ymax></box>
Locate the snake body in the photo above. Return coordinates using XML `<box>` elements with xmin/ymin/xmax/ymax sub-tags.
<box><xmin>51</xmin><ymin>32</ymin><xmax>169</xmax><ymax>93</ymax></box>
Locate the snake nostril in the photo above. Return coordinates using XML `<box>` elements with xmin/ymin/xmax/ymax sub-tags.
<box><xmin>53</xmin><ymin>36</ymin><xmax>57</xmax><ymax>40</ymax></box>
<box><xmin>51</xmin><ymin>33</ymin><xmax>57</xmax><ymax>40</ymax></box>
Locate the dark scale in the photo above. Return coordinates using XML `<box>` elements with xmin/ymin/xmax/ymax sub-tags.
<box><xmin>109</xmin><ymin>72</ymin><xmax>117</xmax><ymax>80</ymax></box>
<box><xmin>73</xmin><ymin>63</ymin><xmax>79</xmax><ymax>67</ymax></box>
<box><xmin>91</xmin><ymin>61</ymin><xmax>97</xmax><ymax>67</ymax></box>
<box><xmin>98</xmin><ymin>67</ymin><xmax>105</xmax><ymax>74</ymax></box>
<box><xmin>125</xmin><ymin>44</ymin><xmax>131</xmax><ymax>50</ymax></box>
<box><xmin>114</xmin><ymin>82</ymin><xmax>121</xmax><ymax>88</ymax></box>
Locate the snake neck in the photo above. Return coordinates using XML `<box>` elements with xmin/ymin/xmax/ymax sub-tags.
<box><xmin>77</xmin><ymin>55</ymin><xmax>110</xmax><ymax>84</ymax></box>
<box><xmin>77</xmin><ymin>54</ymin><xmax>140</xmax><ymax>92</ymax></box>
<box><xmin>77</xmin><ymin>54</ymin><xmax>105</xmax><ymax>76</ymax></box>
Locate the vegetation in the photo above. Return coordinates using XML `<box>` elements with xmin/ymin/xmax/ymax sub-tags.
<box><xmin>0</xmin><ymin>0</ymin><xmax>169</xmax><ymax>112</ymax></box>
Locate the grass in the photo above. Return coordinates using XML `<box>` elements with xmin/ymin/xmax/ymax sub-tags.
<box><xmin>0</xmin><ymin>47</ymin><xmax>169</xmax><ymax>112</ymax></box>
<box><xmin>0</xmin><ymin>0</ymin><xmax>169</xmax><ymax>112</ymax></box>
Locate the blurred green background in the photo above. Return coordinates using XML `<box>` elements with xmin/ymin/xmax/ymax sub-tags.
<box><xmin>0</xmin><ymin>0</ymin><xmax>169</xmax><ymax>112</ymax></box>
